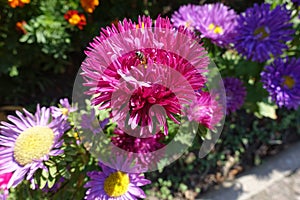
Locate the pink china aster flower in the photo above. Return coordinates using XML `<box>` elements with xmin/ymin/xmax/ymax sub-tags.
<box><xmin>111</xmin><ymin>128</ymin><xmax>166</xmax><ymax>170</ymax></box>
<box><xmin>0</xmin><ymin>168</ymin><xmax>12</xmax><ymax>199</ymax></box>
<box><xmin>81</xmin><ymin>15</ymin><xmax>209</xmax><ymax>136</ymax></box>
<box><xmin>0</xmin><ymin>105</ymin><xmax>69</xmax><ymax>188</ymax></box>
<box><xmin>187</xmin><ymin>91</ymin><xmax>224</xmax><ymax>128</ymax></box>
<box><xmin>51</xmin><ymin>98</ymin><xmax>77</xmax><ymax>121</ymax></box>
<box><xmin>84</xmin><ymin>159</ymin><xmax>151</xmax><ymax>199</ymax></box>
<box><xmin>196</xmin><ymin>3</ymin><xmax>238</xmax><ymax>46</ymax></box>
<box><xmin>111</xmin><ymin>128</ymin><xmax>165</xmax><ymax>153</ymax></box>
<box><xmin>171</xmin><ymin>4</ymin><xmax>201</xmax><ymax>31</ymax></box>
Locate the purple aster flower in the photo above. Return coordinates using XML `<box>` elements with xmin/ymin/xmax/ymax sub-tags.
<box><xmin>186</xmin><ymin>91</ymin><xmax>224</xmax><ymax>128</ymax></box>
<box><xmin>80</xmin><ymin>108</ymin><xmax>109</xmax><ymax>135</ymax></box>
<box><xmin>291</xmin><ymin>0</ymin><xmax>300</xmax><ymax>5</ymax></box>
<box><xmin>84</xmin><ymin>159</ymin><xmax>151</xmax><ymax>199</ymax></box>
<box><xmin>234</xmin><ymin>3</ymin><xmax>295</xmax><ymax>62</ymax></box>
<box><xmin>261</xmin><ymin>57</ymin><xmax>300</xmax><ymax>109</ymax></box>
<box><xmin>223</xmin><ymin>77</ymin><xmax>247</xmax><ymax>113</ymax></box>
<box><xmin>171</xmin><ymin>4</ymin><xmax>201</xmax><ymax>31</ymax></box>
<box><xmin>196</xmin><ymin>3</ymin><xmax>238</xmax><ymax>46</ymax></box>
<box><xmin>0</xmin><ymin>105</ymin><xmax>69</xmax><ymax>188</ymax></box>
<box><xmin>51</xmin><ymin>98</ymin><xmax>77</xmax><ymax>121</ymax></box>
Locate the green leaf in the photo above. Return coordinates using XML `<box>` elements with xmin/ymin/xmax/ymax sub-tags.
<box><xmin>49</xmin><ymin>166</ymin><xmax>57</xmax><ymax>177</ymax></box>
<box><xmin>235</xmin><ymin>60</ymin><xmax>262</xmax><ymax>77</ymax></box>
<box><xmin>47</xmin><ymin>177</ymin><xmax>56</xmax><ymax>189</ymax></box>
<box><xmin>256</xmin><ymin>102</ymin><xmax>278</xmax><ymax>119</ymax></box>
<box><xmin>39</xmin><ymin>176</ymin><xmax>47</xmax><ymax>189</ymax></box>
<box><xmin>9</xmin><ymin>66</ymin><xmax>18</xmax><ymax>77</ymax></box>
<box><xmin>42</xmin><ymin>168</ymin><xmax>49</xmax><ymax>179</ymax></box>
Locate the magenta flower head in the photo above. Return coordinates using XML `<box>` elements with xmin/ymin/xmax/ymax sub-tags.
<box><xmin>0</xmin><ymin>105</ymin><xmax>69</xmax><ymax>188</ymax></box>
<box><xmin>84</xmin><ymin>158</ymin><xmax>151</xmax><ymax>199</ymax></box>
<box><xmin>171</xmin><ymin>4</ymin><xmax>201</xmax><ymax>31</ymax></box>
<box><xmin>51</xmin><ymin>98</ymin><xmax>77</xmax><ymax>120</ymax></box>
<box><xmin>261</xmin><ymin>57</ymin><xmax>300</xmax><ymax>109</ymax></box>
<box><xmin>111</xmin><ymin>128</ymin><xmax>165</xmax><ymax>153</ymax></box>
<box><xmin>234</xmin><ymin>3</ymin><xmax>294</xmax><ymax>62</ymax></box>
<box><xmin>111</xmin><ymin>128</ymin><xmax>166</xmax><ymax>170</ymax></box>
<box><xmin>0</xmin><ymin>165</ymin><xmax>12</xmax><ymax>199</ymax></box>
<box><xmin>81</xmin><ymin>15</ymin><xmax>209</xmax><ymax>137</ymax></box>
<box><xmin>196</xmin><ymin>3</ymin><xmax>238</xmax><ymax>46</ymax></box>
<box><xmin>187</xmin><ymin>91</ymin><xmax>224</xmax><ymax>128</ymax></box>
<box><xmin>223</xmin><ymin>77</ymin><xmax>247</xmax><ymax>114</ymax></box>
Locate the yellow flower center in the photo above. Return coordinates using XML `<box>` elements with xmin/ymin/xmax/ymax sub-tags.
<box><xmin>104</xmin><ymin>171</ymin><xmax>130</xmax><ymax>197</ymax></box>
<box><xmin>208</xmin><ymin>23</ymin><xmax>224</xmax><ymax>34</ymax></box>
<box><xmin>283</xmin><ymin>75</ymin><xmax>295</xmax><ymax>89</ymax></box>
<box><xmin>254</xmin><ymin>26</ymin><xmax>270</xmax><ymax>40</ymax></box>
<box><xmin>14</xmin><ymin>126</ymin><xmax>54</xmax><ymax>166</ymax></box>
<box><xmin>60</xmin><ymin>108</ymin><xmax>69</xmax><ymax>116</ymax></box>
<box><xmin>185</xmin><ymin>20</ymin><xmax>192</xmax><ymax>28</ymax></box>
<box><xmin>68</xmin><ymin>14</ymin><xmax>81</xmax><ymax>25</ymax></box>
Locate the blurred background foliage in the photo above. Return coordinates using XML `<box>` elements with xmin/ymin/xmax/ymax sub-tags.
<box><xmin>0</xmin><ymin>0</ymin><xmax>264</xmax><ymax>107</ymax></box>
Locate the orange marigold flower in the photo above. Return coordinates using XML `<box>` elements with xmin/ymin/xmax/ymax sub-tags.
<box><xmin>16</xmin><ymin>21</ymin><xmax>27</xmax><ymax>34</ymax></box>
<box><xmin>80</xmin><ymin>0</ymin><xmax>99</xmax><ymax>13</ymax></box>
<box><xmin>64</xmin><ymin>10</ymin><xmax>87</xmax><ymax>30</ymax></box>
<box><xmin>8</xmin><ymin>0</ymin><xmax>30</xmax><ymax>8</ymax></box>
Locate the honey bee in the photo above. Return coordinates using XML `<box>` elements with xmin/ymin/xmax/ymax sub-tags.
<box><xmin>135</xmin><ymin>51</ymin><xmax>147</xmax><ymax>68</ymax></box>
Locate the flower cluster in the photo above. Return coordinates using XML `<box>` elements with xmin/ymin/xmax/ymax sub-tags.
<box><xmin>81</xmin><ymin>15</ymin><xmax>219</xmax><ymax>137</ymax></box>
<box><xmin>172</xmin><ymin>2</ymin><xmax>299</xmax><ymax>109</ymax></box>
<box><xmin>3</xmin><ymin>0</ymin><xmax>300</xmax><ymax>199</ymax></box>
<box><xmin>171</xmin><ymin>3</ymin><xmax>238</xmax><ymax>46</ymax></box>
<box><xmin>64</xmin><ymin>10</ymin><xmax>87</xmax><ymax>30</ymax></box>
<box><xmin>8</xmin><ymin>0</ymin><xmax>30</xmax><ymax>8</ymax></box>
<box><xmin>64</xmin><ymin>0</ymin><xmax>99</xmax><ymax>30</ymax></box>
